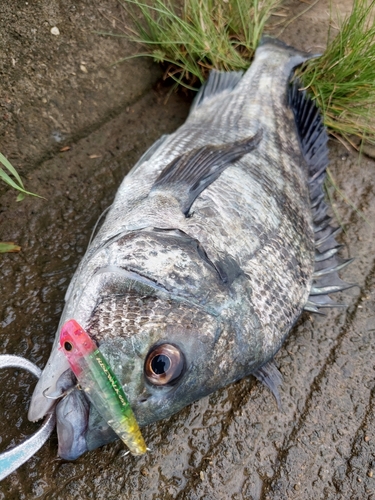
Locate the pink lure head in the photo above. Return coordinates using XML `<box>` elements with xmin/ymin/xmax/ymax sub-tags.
<box><xmin>59</xmin><ymin>319</ymin><xmax>97</xmax><ymax>375</ymax></box>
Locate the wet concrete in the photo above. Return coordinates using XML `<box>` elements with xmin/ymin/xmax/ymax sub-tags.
<box><xmin>0</xmin><ymin>0</ymin><xmax>374</xmax><ymax>498</ymax></box>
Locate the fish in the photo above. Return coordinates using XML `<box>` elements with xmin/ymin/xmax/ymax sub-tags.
<box><xmin>27</xmin><ymin>36</ymin><xmax>352</xmax><ymax>460</ymax></box>
<box><xmin>0</xmin><ymin>355</ymin><xmax>56</xmax><ymax>480</ymax></box>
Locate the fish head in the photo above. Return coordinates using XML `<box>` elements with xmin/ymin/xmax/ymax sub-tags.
<box><xmin>60</xmin><ymin>282</ymin><xmax>222</xmax><ymax>459</ymax></box>
<box><xmin>28</xmin><ymin>230</ymin><xmax>255</xmax><ymax>459</ymax></box>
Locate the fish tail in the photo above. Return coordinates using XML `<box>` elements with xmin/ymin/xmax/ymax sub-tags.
<box><xmin>257</xmin><ymin>35</ymin><xmax>319</xmax><ymax>71</ymax></box>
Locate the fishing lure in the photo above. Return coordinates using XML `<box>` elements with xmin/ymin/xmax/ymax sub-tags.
<box><xmin>59</xmin><ymin>319</ymin><xmax>147</xmax><ymax>455</ymax></box>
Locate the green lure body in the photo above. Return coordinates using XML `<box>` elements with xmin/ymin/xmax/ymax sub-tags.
<box><xmin>59</xmin><ymin>319</ymin><xmax>146</xmax><ymax>455</ymax></box>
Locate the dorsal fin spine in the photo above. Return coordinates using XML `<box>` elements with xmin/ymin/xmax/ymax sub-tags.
<box><xmin>289</xmin><ymin>79</ymin><xmax>354</xmax><ymax>312</ymax></box>
<box><xmin>190</xmin><ymin>70</ymin><xmax>244</xmax><ymax>112</ymax></box>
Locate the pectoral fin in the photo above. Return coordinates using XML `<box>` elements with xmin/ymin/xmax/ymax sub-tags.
<box><xmin>151</xmin><ymin>131</ymin><xmax>262</xmax><ymax>216</ymax></box>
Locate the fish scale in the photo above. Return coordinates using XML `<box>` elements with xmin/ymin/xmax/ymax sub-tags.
<box><xmin>28</xmin><ymin>37</ymin><xmax>353</xmax><ymax>460</ymax></box>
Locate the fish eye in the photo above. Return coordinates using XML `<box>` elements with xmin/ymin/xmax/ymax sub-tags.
<box><xmin>144</xmin><ymin>344</ymin><xmax>185</xmax><ymax>386</ymax></box>
<box><xmin>64</xmin><ymin>341</ymin><xmax>73</xmax><ymax>352</ymax></box>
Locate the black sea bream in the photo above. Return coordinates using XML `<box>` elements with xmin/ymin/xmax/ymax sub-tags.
<box><xmin>28</xmin><ymin>37</ymin><xmax>352</xmax><ymax>459</ymax></box>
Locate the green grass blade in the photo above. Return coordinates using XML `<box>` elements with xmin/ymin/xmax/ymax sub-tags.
<box><xmin>0</xmin><ymin>168</ymin><xmax>43</xmax><ymax>199</ymax></box>
<box><xmin>0</xmin><ymin>242</ymin><xmax>21</xmax><ymax>253</ymax></box>
<box><xmin>0</xmin><ymin>154</ymin><xmax>43</xmax><ymax>200</ymax></box>
<box><xmin>0</xmin><ymin>168</ymin><xmax>26</xmax><ymax>191</ymax></box>
<box><xmin>0</xmin><ymin>152</ymin><xmax>25</xmax><ymax>188</ymax></box>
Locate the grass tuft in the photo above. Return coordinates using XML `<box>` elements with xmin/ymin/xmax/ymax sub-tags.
<box><xmin>116</xmin><ymin>0</ymin><xmax>375</xmax><ymax>146</ymax></box>
<box><xmin>118</xmin><ymin>0</ymin><xmax>281</xmax><ymax>86</ymax></box>
<box><xmin>298</xmin><ymin>0</ymin><xmax>375</xmax><ymax>147</ymax></box>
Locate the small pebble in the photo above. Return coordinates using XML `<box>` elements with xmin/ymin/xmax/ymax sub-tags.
<box><xmin>368</xmin><ymin>470</ymin><xmax>374</xmax><ymax>478</ymax></box>
<box><xmin>51</xmin><ymin>27</ymin><xmax>60</xmax><ymax>36</ymax></box>
<box><xmin>357</xmin><ymin>477</ymin><xmax>362</xmax><ymax>483</ymax></box>
<box><xmin>200</xmin><ymin>471</ymin><xmax>205</xmax><ymax>481</ymax></box>
<box><xmin>365</xmin><ymin>436</ymin><xmax>370</xmax><ymax>442</ymax></box>
<box><xmin>80</xmin><ymin>64</ymin><xmax>88</xmax><ymax>74</ymax></box>
<box><xmin>294</xmin><ymin>484</ymin><xmax>300</xmax><ymax>491</ymax></box>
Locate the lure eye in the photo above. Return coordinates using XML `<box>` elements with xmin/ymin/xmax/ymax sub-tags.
<box><xmin>64</xmin><ymin>341</ymin><xmax>73</xmax><ymax>352</ymax></box>
<box><xmin>144</xmin><ymin>344</ymin><xmax>185</xmax><ymax>386</ymax></box>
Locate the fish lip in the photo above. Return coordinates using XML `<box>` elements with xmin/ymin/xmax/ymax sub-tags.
<box><xmin>28</xmin><ymin>347</ymin><xmax>70</xmax><ymax>422</ymax></box>
<box><xmin>56</xmin><ymin>387</ymin><xmax>90</xmax><ymax>460</ymax></box>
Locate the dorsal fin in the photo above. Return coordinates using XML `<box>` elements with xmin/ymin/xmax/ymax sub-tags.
<box><xmin>289</xmin><ymin>79</ymin><xmax>329</xmax><ymax>181</ymax></box>
<box><xmin>289</xmin><ymin>80</ymin><xmax>355</xmax><ymax>312</ymax></box>
<box><xmin>190</xmin><ymin>69</ymin><xmax>243</xmax><ymax>112</ymax></box>
<box><xmin>151</xmin><ymin>131</ymin><xmax>262</xmax><ymax>216</ymax></box>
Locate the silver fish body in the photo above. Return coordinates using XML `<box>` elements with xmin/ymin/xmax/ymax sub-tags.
<box><xmin>28</xmin><ymin>38</ymin><xmax>349</xmax><ymax>459</ymax></box>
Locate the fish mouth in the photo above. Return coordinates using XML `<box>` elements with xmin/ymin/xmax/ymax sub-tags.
<box><xmin>55</xmin><ymin>373</ymin><xmax>147</xmax><ymax>460</ymax></box>
<box><xmin>55</xmin><ymin>387</ymin><xmax>90</xmax><ymax>460</ymax></box>
<box><xmin>56</xmin><ymin>319</ymin><xmax>147</xmax><ymax>458</ymax></box>
<box><xmin>28</xmin><ymin>346</ymin><xmax>70</xmax><ymax>422</ymax></box>
<box><xmin>55</xmin><ymin>387</ymin><xmax>121</xmax><ymax>459</ymax></box>
<box><xmin>50</xmin><ymin>368</ymin><xmax>117</xmax><ymax>460</ymax></box>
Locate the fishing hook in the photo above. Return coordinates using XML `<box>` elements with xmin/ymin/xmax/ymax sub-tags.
<box><xmin>42</xmin><ymin>384</ymin><xmax>78</xmax><ymax>400</ymax></box>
